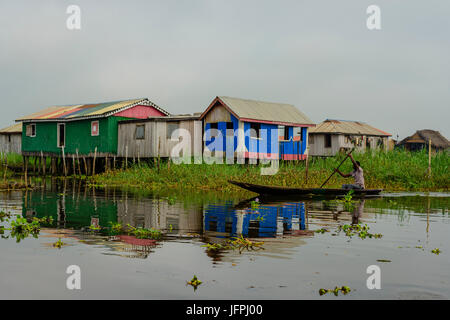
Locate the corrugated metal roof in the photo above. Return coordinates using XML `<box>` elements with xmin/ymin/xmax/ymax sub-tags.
<box><xmin>16</xmin><ymin>98</ymin><xmax>169</xmax><ymax>122</ymax></box>
<box><xmin>0</xmin><ymin>123</ymin><xmax>22</xmax><ymax>134</ymax></box>
<box><xmin>120</xmin><ymin>114</ymin><xmax>201</xmax><ymax>125</ymax></box>
<box><xmin>202</xmin><ymin>96</ymin><xmax>314</xmax><ymax>126</ymax></box>
<box><xmin>309</xmin><ymin>119</ymin><xmax>391</xmax><ymax>136</ymax></box>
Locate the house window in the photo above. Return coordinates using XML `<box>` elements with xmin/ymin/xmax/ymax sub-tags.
<box><xmin>325</xmin><ymin>134</ymin><xmax>332</xmax><ymax>148</ymax></box>
<box><xmin>167</xmin><ymin>122</ymin><xmax>179</xmax><ymax>139</ymax></box>
<box><xmin>250</xmin><ymin>123</ymin><xmax>260</xmax><ymax>139</ymax></box>
<box><xmin>57</xmin><ymin>123</ymin><xmax>65</xmax><ymax>148</ymax></box>
<box><xmin>26</xmin><ymin>124</ymin><xmax>36</xmax><ymax>137</ymax></box>
<box><xmin>308</xmin><ymin>134</ymin><xmax>314</xmax><ymax>144</ymax></box>
<box><xmin>135</xmin><ymin>125</ymin><xmax>145</xmax><ymax>140</ymax></box>
<box><xmin>91</xmin><ymin>121</ymin><xmax>99</xmax><ymax>136</ymax></box>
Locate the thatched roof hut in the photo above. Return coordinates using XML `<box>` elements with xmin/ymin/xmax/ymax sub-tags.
<box><xmin>398</xmin><ymin>130</ymin><xmax>449</xmax><ymax>151</ymax></box>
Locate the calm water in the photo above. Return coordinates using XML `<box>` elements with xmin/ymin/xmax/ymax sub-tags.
<box><xmin>0</xmin><ymin>179</ymin><xmax>449</xmax><ymax>299</ymax></box>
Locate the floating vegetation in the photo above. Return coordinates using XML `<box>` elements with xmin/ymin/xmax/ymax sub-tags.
<box><xmin>319</xmin><ymin>286</ymin><xmax>352</xmax><ymax>296</ymax></box>
<box><xmin>52</xmin><ymin>238</ymin><xmax>66</xmax><ymax>249</ymax></box>
<box><xmin>108</xmin><ymin>222</ymin><xmax>123</xmax><ymax>236</ymax></box>
<box><xmin>34</xmin><ymin>216</ymin><xmax>54</xmax><ymax>226</ymax></box>
<box><xmin>336</xmin><ymin>190</ymin><xmax>358</xmax><ymax>210</ymax></box>
<box><xmin>8</xmin><ymin>215</ymin><xmax>41</xmax><ymax>242</ymax></box>
<box><xmin>0</xmin><ymin>211</ymin><xmax>11</xmax><ymax>221</ymax></box>
<box><xmin>187</xmin><ymin>275</ymin><xmax>202</xmax><ymax>291</ymax></box>
<box><xmin>88</xmin><ymin>224</ymin><xmax>102</xmax><ymax>233</ymax></box>
<box><xmin>202</xmin><ymin>243</ymin><xmax>232</xmax><ymax>252</ymax></box>
<box><xmin>125</xmin><ymin>224</ymin><xmax>162</xmax><ymax>240</ymax></box>
<box><xmin>229</xmin><ymin>235</ymin><xmax>264</xmax><ymax>254</ymax></box>
<box><xmin>337</xmin><ymin>224</ymin><xmax>382</xmax><ymax>240</ymax></box>
<box><xmin>250</xmin><ymin>200</ymin><xmax>260</xmax><ymax>210</ymax></box>
<box><xmin>431</xmin><ymin>248</ymin><xmax>441</xmax><ymax>255</ymax></box>
<box><xmin>202</xmin><ymin>235</ymin><xmax>265</xmax><ymax>254</ymax></box>
<box><xmin>315</xmin><ymin>228</ymin><xmax>329</xmax><ymax>234</ymax></box>
<box><xmin>105</xmin><ymin>222</ymin><xmax>163</xmax><ymax>240</ymax></box>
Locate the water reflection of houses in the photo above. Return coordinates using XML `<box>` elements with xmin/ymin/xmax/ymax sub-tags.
<box><xmin>116</xmin><ymin>195</ymin><xmax>203</xmax><ymax>234</ymax></box>
<box><xmin>21</xmin><ymin>179</ymin><xmax>204</xmax><ymax>234</ymax></box>
<box><xmin>202</xmin><ymin>200</ymin><xmax>313</xmax><ymax>263</ymax></box>
<box><xmin>203</xmin><ymin>201</ymin><xmax>307</xmax><ymax>239</ymax></box>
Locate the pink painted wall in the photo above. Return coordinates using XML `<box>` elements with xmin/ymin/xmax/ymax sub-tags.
<box><xmin>114</xmin><ymin>105</ymin><xmax>167</xmax><ymax>119</ymax></box>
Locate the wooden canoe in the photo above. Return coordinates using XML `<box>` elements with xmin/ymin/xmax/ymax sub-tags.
<box><xmin>228</xmin><ymin>180</ymin><xmax>382</xmax><ymax>196</ymax></box>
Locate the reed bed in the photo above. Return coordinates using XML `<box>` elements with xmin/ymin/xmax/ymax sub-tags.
<box><xmin>90</xmin><ymin>149</ymin><xmax>449</xmax><ymax>193</ymax></box>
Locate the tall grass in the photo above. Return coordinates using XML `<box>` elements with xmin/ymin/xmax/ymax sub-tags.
<box><xmin>91</xmin><ymin>149</ymin><xmax>449</xmax><ymax>193</ymax></box>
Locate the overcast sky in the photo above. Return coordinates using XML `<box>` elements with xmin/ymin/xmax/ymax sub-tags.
<box><xmin>0</xmin><ymin>0</ymin><xmax>448</xmax><ymax>140</ymax></box>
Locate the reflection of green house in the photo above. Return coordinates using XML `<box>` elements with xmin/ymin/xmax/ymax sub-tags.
<box><xmin>16</xmin><ymin>98</ymin><xmax>169</xmax><ymax>157</ymax></box>
<box><xmin>23</xmin><ymin>192</ymin><xmax>117</xmax><ymax>228</ymax></box>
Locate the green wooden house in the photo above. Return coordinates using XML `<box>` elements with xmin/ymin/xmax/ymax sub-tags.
<box><xmin>16</xmin><ymin>98</ymin><xmax>169</xmax><ymax>158</ymax></box>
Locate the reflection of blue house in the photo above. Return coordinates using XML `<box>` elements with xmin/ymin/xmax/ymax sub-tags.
<box><xmin>200</xmin><ymin>97</ymin><xmax>315</xmax><ymax>161</ymax></box>
<box><xmin>204</xmin><ymin>201</ymin><xmax>306</xmax><ymax>238</ymax></box>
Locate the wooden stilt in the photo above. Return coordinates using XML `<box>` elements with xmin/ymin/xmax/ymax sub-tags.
<box><xmin>76</xmin><ymin>149</ymin><xmax>81</xmax><ymax>176</ymax></box>
<box><xmin>33</xmin><ymin>157</ymin><xmax>37</xmax><ymax>174</ymax></box>
<box><xmin>43</xmin><ymin>156</ymin><xmax>46</xmax><ymax>176</ymax></box>
<box><xmin>106</xmin><ymin>157</ymin><xmax>111</xmax><ymax>172</ymax></box>
<box><xmin>305</xmin><ymin>147</ymin><xmax>309</xmax><ymax>185</ymax></box>
<box><xmin>428</xmin><ymin>138</ymin><xmax>432</xmax><ymax>177</ymax></box>
<box><xmin>24</xmin><ymin>156</ymin><xmax>28</xmax><ymax>187</ymax></box>
<box><xmin>93</xmin><ymin>147</ymin><xmax>97</xmax><ymax>175</ymax></box>
<box><xmin>83</xmin><ymin>156</ymin><xmax>88</xmax><ymax>175</ymax></box>
<box><xmin>62</xmin><ymin>147</ymin><xmax>67</xmax><ymax>176</ymax></box>
<box><xmin>40</xmin><ymin>151</ymin><xmax>44</xmax><ymax>175</ymax></box>
<box><xmin>3</xmin><ymin>154</ymin><xmax>8</xmax><ymax>183</ymax></box>
<box><xmin>72</xmin><ymin>155</ymin><xmax>76</xmax><ymax>176</ymax></box>
<box><xmin>51</xmin><ymin>157</ymin><xmax>56</xmax><ymax>175</ymax></box>
<box><xmin>37</xmin><ymin>156</ymin><xmax>41</xmax><ymax>175</ymax></box>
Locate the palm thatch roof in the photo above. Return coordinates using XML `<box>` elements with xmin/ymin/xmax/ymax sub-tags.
<box><xmin>398</xmin><ymin>130</ymin><xmax>449</xmax><ymax>149</ymax></box>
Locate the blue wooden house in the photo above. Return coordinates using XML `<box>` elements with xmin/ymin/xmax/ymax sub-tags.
<box><xmin>200</xmin><ymin>96</ymin><xmax>314</xmax><ymax>161</ymax></box>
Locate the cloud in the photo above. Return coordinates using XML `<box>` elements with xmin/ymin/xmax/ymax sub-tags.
<box><xmin>0</xmin><ymin>0</ymin><xmax>448</xmax><ymax>139</ymax></box>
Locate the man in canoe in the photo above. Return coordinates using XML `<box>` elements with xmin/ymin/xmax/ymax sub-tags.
<box><xmin>335</xmin><ymin>154</ymin><xmax>365</xmax><ymax>190</ymax></box>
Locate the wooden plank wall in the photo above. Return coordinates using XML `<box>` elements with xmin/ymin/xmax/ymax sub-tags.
<box><xmin>118</xmin><ymin>120</ymin><xmax>203</xmax><ymax>158</ymax></box>
<box><xmin>0</xmin><ymin>133</ymin><xmax>22</xmax><ymax>154</ymax></box>
<box><xmin>309</xmin><ymin>134</ymin><xmax>388</xmax><ymax>156</ymax></box>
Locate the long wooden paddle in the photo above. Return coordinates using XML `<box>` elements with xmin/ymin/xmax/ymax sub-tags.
<box><xmin>319</xmin><ymin>148</ymin><xmax>355</xmax><ymax>189</ymax></box>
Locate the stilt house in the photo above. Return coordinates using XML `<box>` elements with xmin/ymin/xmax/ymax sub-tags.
<box><xmin>200</xmin><ymin>96</ymin><xmax>314</xmax><ymax>161</ymax></box>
